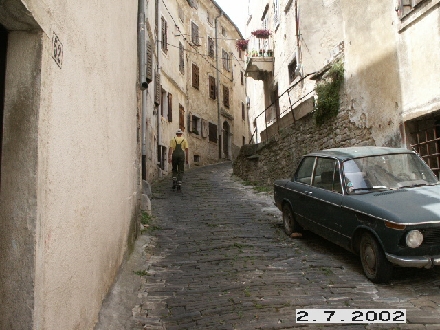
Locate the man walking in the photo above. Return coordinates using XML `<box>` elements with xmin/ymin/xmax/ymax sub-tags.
<box><xmin>168</xmin><ymin>129</ymin><xmax>189</xmax><ymax>191</ymax></box>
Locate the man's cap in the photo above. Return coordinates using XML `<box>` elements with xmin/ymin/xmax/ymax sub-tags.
<box><xmin>176</xmin><ymin>129</ymin><xmax>183</xmax><ymax>134</ymax></box>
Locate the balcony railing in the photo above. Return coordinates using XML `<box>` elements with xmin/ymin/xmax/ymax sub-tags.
<box><xmin>245</xmin><ymin>35</ymin><xmax>274</xmax><ymax>80</ymax></box>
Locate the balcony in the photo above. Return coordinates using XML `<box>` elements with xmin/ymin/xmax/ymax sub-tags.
<box><xmin>245</xmin><ymin>34</ymin><xmax>274</xmax><ymax>81</ymax></box>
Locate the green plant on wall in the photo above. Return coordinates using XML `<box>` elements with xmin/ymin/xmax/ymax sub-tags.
<box><xmin>314</xmin><ymin>61</ymin><xmax>344</xmax><ymax>126</ymax></box>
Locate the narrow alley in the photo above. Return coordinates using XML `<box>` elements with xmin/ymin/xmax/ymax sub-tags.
<box><xmin>96</xmin><ymin>162</ymin><xmax>440</xmax><ymax>330</ymax></box>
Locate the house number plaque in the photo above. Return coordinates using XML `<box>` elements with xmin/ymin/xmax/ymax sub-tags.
<box><xmin>52</xmin><ymin>32</ymin><xmax>63</xmax><ymax>68</ymax></box>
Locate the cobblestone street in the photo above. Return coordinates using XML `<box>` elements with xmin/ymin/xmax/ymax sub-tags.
<box><xmin>96</xmin><ymin>162</ymin><xmax>440</xmax><ymax>330</ymax></box>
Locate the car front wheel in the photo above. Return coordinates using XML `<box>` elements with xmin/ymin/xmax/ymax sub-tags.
<box><xmin>359</xmin><ymin>232</ymin><xmax>393</xmax><ymax>283</ymax></box>
<box><xmin>282</xmin><ymin>203</ymin><xmax>301</xmax><ymax>236</ymax></box>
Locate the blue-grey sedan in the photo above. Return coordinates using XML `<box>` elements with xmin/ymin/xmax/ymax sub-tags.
<box><xmin>274</xmin><ymin>146</ymin><xmax>440</xmax><ymax>283</ymax></box>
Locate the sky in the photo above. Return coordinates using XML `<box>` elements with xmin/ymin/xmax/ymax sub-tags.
<box><xmin>214</xmin><ymin>0</ymin><xmax>249</xmax><ymax>36</ymax></box>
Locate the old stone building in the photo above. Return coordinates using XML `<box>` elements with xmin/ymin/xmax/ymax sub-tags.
<box><xmin>153</xmin><ymin>0</ymin><xmax>249</xmax><ymax>177</ymax></box>
<box><xmin>237</xmin><ymin>0</ymin><xmax>440</xmax><ymax>183</ymax></box>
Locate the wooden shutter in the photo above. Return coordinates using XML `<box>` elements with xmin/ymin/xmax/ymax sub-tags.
<box><xmin>191</xmin><ymin>22</ymin><xmax>199</xmax><ymax>45</ymax></box>
<box><xmin>179</xmin><ymin>104</ymin><xmax>185</xmax><ymax>131</ymax></box>
<box><xmin>188</xmin><ymin>112</ymin><xmax>193</xmax><ymax>132</ymax></box>
<box><xmin>168</xmin><ymin>93</ymin><xmax>173</xmax><ymax>122</ymax></box>
<box><xmin>154</xmin><ymin>73</ymin><xmax>161</xmax><ymax>105</ymax></box>
<box><xmin>208</xmin><ymin>37</ymin><xmax>214</xmax><ymax>58</ymax></box>
<box><xmin>161</xmin><ymin>17</ymin><xmax>167</xmax><ymax>52</ymax></box>
<box><xmin>223</xmin><ymin>85</ymin><xmax>229</xmax><ymax>108</ymax></box>
<box><xmin>179</xmin><ymin>42</ymin><xmax>184</xmax><ymax>73</ymax></box>
<box><xmin>192</xmin><ymin>64</ymin><xmax>199</xmax><ymax>89</ymax></box>
<box><xmin>146</xmin><ymin>40</ymin><xmax>153</xmax><ymax>83</ymax></box>
<box><xmin>209</xmin><ymin>76</ymin><xmax>216</xmax><ymax>99</ymax></box>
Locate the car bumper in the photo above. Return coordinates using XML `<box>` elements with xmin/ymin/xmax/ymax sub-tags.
<box><xmin>386</xmin><ymin>253</ymin><xmax>440</xmax><ymax>268</ymax></box>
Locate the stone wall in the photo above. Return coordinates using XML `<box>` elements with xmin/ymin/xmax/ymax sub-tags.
<box><xmin>233</xmin><ymin>107</ymin><xmax>375</xmax><ymax>186</ymax></box>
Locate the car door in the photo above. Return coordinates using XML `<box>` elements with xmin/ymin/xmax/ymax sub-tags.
<box><xmin>304</xmin><ymin>157</ymin><xmax>345</xmax><ymax>245</ymax></box>
<box><xmin>286</xmin><ymin>156</ymin><xmax>316</xmax><ymax>228</ymax></box>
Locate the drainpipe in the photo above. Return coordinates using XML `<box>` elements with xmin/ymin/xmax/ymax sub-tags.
<box><xmin>215</xmin><ymin>11</ymin><xmax>223</xmax><ymax>159</ymax></box>
<box><xmin>155</xmin><ymin>0</ymin><xmax>161</xmax><ymax>177</ymax></box>
<box><xmin>138</xmin><ymin>0</ymin><xmax>147</xmax><ymax>181</ymax></box>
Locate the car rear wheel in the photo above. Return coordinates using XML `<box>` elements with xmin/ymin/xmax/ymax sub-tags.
<box><xmin>359</xmin><ymin>232</ymin><xmax>393</xmax><ymax>283</ymax></box>
<box><xmin>282</xmin><ymin>203</ymin><xmax>301</xmax><ymax>236</ymax></box>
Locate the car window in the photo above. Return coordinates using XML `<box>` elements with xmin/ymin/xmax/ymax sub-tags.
<box><xmin>312</xmin><ymin>157</ymin><xmax>342</xmax><ymax>193</ymax></box>
<box><xmin>295</xmin><ymin>157</ymin><xmax>315</xmax><ymax>184</ymax></box>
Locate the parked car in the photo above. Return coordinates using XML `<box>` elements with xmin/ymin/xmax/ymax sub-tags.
<box><xmin>274</xmin><ymin>146</ymin><xmax>440</xmax><ymax>283</ymax></box>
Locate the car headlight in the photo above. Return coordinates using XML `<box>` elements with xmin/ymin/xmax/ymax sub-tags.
<box><xmin>406</xmin><ymin>230</ymin><xmax>423</xmax><ymax>248</ymax></box>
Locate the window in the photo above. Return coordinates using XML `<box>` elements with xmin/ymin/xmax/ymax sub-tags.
<box><xmin>207</xmin><ymin>12</ymin><xmax>213</xmax><ymax>25</ymax></box>
<box><xmin>209</xmin><ymin>122</ymin><xmax>217</xmax><ymax>143</ymax></box>
<box><xmin>242</xmin><ymin>102</ymin><xmax>245</xmax><ymax>120</ymax></box>
<box><xmin>222</xmin><ymin>49</ymin><xmax>230</xmax><ymax>71</ymax></box>
<box><xmin>191</xmin><ymin>114</ymin><xmax>201</xmax><ymax>134</ymax></box>
<box><xmin>160</xmin><ymin>88</ymin><xmax>166</xmax><ymax>116</ymax></box>
<box><xmin>223</xmin><ymin>85</ymin><xmax>229</xmax><ymax>108</ymax></box>
<box><xmin>243</xmin><ymin>136</ymin><xmax>246</xmax><ymax>146</ymax></box>
<box><xmin>179</xmin><ymin>104</ymin><xmax>185</xmax><ymax>131</ymax></box>
<box><xmin>397</xmin><ymin>0</ymin><xmax>426</xmax><ymax>18</ymax></box>
<box><xmin>208</xmin><ymin>37</ymin><xmax>214</xmax><ymax>58</ymax></box>
<box><xmin>178</xmin><ymin>5</ymin><xmax>185</xmax><ymax>22</ymax></box>
<box><xmin>191</xmin><ymin>21</ymin><xmax>199</xmax><ymax>45</ymax></box>
<box><xmin>192</xmin><ymin>63</ymin><xmax>199</xmax><ymax>89</ymax></box>
<box><xmin>161</xmin><ymin>16</ymin><xmax>168</xmax><ymax>53</ymax></box>
<box><xmin>167</xmin><ymin>93</ymin><xmax>173</xmax><ymax>122</ymax></box>
<box><xmin>209</xmin><ymin>75</ymin><xmax>216</xmax><ymax>99</ymax></box>
<box><xmin>273</xmin><ymin>0</ymin><xmax>280</xmax><ymax>28</ymax></box>
<box><xmin>288</xmin><ymin>58</ymin><xmax>298</xmax><ymax>84</ymax></box>
<box><xmin>221</xmin><ymin>26</ymin><xmax>226</xmax><ymax>36</ymax></box>
<box><xmin>194</xmin><ymin>155</ymin><xmax>200</xmax><ymax>162</ymax></box>
<box><xmin>179</xmin><ymin>42</ymin><xmax>184</xmax><ymax>73</ymax></box>
<box><xmin>295</xmin><ymin>156</ymin><xmax>315</xmax><ymax>184</ymax></box>
<box><xmin>241</xmin><ymin>71</ymin><xmax>244</xmax><ymax>85</ymax></box>
<box><xmin>312</xmin><ymin>158</ymin><xmax>342</xmax><ymax>193</ymax></box>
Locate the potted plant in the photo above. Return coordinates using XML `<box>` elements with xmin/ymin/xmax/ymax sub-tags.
<box><xmin>251</xmin><ymin>29</ymin><xmax>270</xmax><ymax>38</ymax></box>
<box><xmin>267</xmin><ymin>49</ymin><xmax>273</xmax><ymax>56</ymax></box>
<box><xmin>259</xmin><ymin>49</ymin><xmax>264</xmax><ymax>56</ymax></box>
<box><xmin>235</xmin><ymin>39</ymin><xmax>249</xmax><ymax>52</ymax></box>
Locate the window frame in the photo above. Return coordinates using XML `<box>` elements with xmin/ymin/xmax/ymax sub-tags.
<box><xmin>223</xmin><ymin>85</ymin><xmax>230</xmax><ymax>108</ymax></box>
<box><xmin>161</xmin><ymin>16</ymin><xmax>168</xmax><ymax>53</ymax></box>
<box><xmin>191</xmin><ymin>21</ymin><xmax>199</xmax><ymax>45</ymax></box>
<box><xmin>192</xmin><ymin>63</ymin><xmax>199</xmax><ymax>90</ymax></box>
<box><xmin>179</xmin><ymin>42</ymin><xmax>184</xmax><ymax>73</ymax></box>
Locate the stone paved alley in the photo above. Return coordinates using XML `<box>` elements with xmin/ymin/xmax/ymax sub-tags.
<box><xmin>95</xmin><ymin>162</ymin><xmax>440</xmax><ymax>330</ymax></box>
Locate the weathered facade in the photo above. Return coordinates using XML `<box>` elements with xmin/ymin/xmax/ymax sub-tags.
<box><xmin>153</xmin><ymin>0</ymin><xmax>249</xmax><ymax>176</ymax></box>
<box><xmin>238</xmin><ymin>0</ymin><xmax>440</xmax><ymax>184</ymax></box>
<box><xmin>0</xmin><ymin>1</ymin><xmax>140</xmax><ymax>329</ymax></box>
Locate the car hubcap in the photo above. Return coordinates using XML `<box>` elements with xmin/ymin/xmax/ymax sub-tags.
<box><xmin>364</xmin><ymin>245</ymin><xmax>376</xmax><ymax>272</ymax></box>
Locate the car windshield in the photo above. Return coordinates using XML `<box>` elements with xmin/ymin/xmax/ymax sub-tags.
<box><xmin>342</xmin><ymin>153</ymin><xmax>439</xmax><ymax>194</ymax></box>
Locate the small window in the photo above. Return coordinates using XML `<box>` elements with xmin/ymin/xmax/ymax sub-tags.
<box><xmin>191</xmin><ymin>21</ymin><xmax>199</xmax><ymax>45</ymax></box>
<box><xmin>191</xmin><ymin>114</ymin><xmax>201</xmax><ymax>134</ymax></box>
<box><xmin>222</xmin><ymin>49</ymin><xmax>230</xmax><ymax>71</ymax></box>
<box><xmin>223</xmin><ymin>85</ymin><xmax>229</xmax><ymax>108</ymax></box>
<box><xmin>295</xmin><ymin>156</ymin><xmax>315</xmax><ymax>184</ymax></box>
<box><xmin>209</xmin><ymin>122</ymin><xmax>217</xmax><ymax>143</ymax></box>
<box><xmin>288</xmin><ymin>58</ymin><xmax>298</xmax><ymax>84</ymax></box>
<box><xmin>207</xmin><ymin>12</ymin><xmax>213</xmax><ymax>25</ymax></box>
<box><xmin>241</xmin><ymin>71</ymin><xmax>244</xmax><ymax>85</ymax></box>
<box><xmin>208</xmin><ymin>37</ymin><xmax>215</xmax><ymax>58</ymax></box>
<box><xmin>161</xmin><ymin>17</ymin><xmax>168</xmax><ymax>53</ymax></box>
<box><xmin>179</xmin><ymin>104</ymin><xmax>185</xmax><ymax>131</ymax></box>
<box><xmin>242</xmin><ymin>102</ymin><xmax>245</xmax><ymax>120</ymax></box>
<box><xmin>167</xmin><ymin>93</ymin><xmax>173</xmax><ymax>122</ymax></box>
<box><xmin>179</xmin><ymin>42</ymin><xmax>184</xmax><ymax>73</ymax></box>
<box><xmin>243</xmin><ymin>136</ymin><xmax>246</xmax><ymax>146</ymax></box>
<box><xmin>192</xmin><ymin>64</ymin><xmax>199</xmax><ymax>89</ymax></box>
<box><xmin>209</xmin><ymin>75</ymin><xmax>216</xmax><ymax>99</ymax></box>
<box><xmin>178</xmin><ymin>5</ymin><xmax>185</xmax><ymax>22</ymax></box>
<box><xmin>194</xmin><ymin>155</ymin><xmax>200</xmax><ymax>163</ymax></box>
<box><xmin>312</xmin><ymin>158</ymin><xmax>341</xmax><ymax>193</ymax></box>
<box><xmin>221</xmin><ymin>26</ymin><xmax>226</xmax><ymax>36</ymax></box>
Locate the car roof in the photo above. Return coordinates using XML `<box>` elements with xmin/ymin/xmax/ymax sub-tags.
<box><xmin>306</xmin><ymin>146</ymin><xmax>413</xmax><ymax>161</ymax></box>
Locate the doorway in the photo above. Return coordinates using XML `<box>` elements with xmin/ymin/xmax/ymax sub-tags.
<box><xmin>223</xmin><ymin>121</ymin><xmax>230</xmax><ymax>159</ymax></box>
